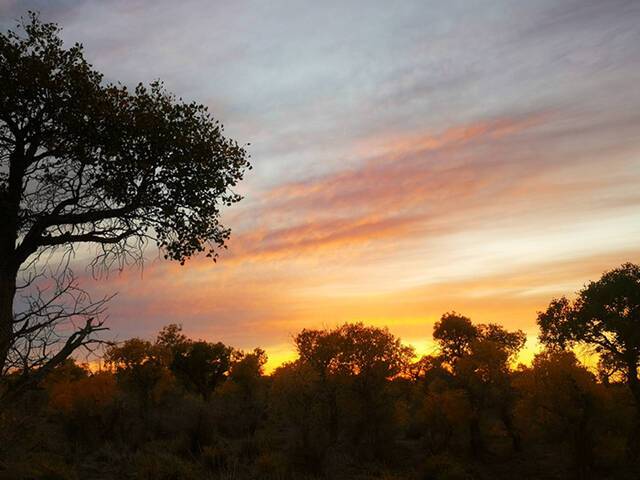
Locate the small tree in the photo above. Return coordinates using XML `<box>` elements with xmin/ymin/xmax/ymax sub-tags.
<box><xmin>0</xmin><ymin>13</ymin><xmax>249</xmax><ymax>401</ymax></box>
<box><xmin>515</xmin><ymin>350</ymin><xmax>606</xmax><ymax>479</ymax></box>
<box><xmin>105</xmin><ymin>338</ymin><xmax>170</xmax><ymax>410</ymax></box>
<box><xmin>432</xmin><ymin>312</ymin><xmax>526</xmax><ymax>454</ymax></box>
<box><xmin>216</xmin><ymin>348</ymin><xmax>268</xmax><ymax>436</ymax></box>
<box><xmin>432</xmin><ymin>312</ymin><xmax>478</xmax><ymax>363</ymax></box>
<box><xmin>171</xmin><ymin>341</ymin><xmax>233</xmax><ymax>400</ymax></box>
<box><xmin>537</xmin><ymin>262</ymin><xmax>640</xmax><ymax>455</ymax></box>
<box><xmin>292</xmin><ymin>323</ymin><xmax>414</xmax><ymax>459</ymax></box>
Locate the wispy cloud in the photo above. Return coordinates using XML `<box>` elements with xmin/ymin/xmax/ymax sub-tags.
<box><xmin>3</xmin><ymin>0</ymin><xmax>640</xmax><ymax>368</ymax></box>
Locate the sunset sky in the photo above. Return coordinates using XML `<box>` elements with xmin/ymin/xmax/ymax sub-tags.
<box><xmin>2</xmin><ymin>0</ymin><xmax>640</xmax><ymax>368</ymax></box>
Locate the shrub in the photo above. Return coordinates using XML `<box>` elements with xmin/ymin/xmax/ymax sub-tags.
<box><xmin>133</xmin><ymin>451</ymin><xmax>201</xmax><ymax>480</ymax></box>
<box><xmin>420</xmin><ymin>454</ymin><xmax>471</xmax><ymax>480</ymax></box>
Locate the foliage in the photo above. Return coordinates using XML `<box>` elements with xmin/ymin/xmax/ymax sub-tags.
<box><xmin>537</xmin><ymin>262</ymin><xmax>640</xmax><ymax>455</ymax></box>
<box><xmin>171</xmin><ymin>341</ymin><xmax>233</xmax><ymax>399</ymax></box>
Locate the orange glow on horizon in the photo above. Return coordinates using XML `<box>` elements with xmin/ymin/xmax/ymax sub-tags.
<box><xmin>66</xmin><ymin>106</ymin><xmax>639</xmax><ymax>374</ymax></box>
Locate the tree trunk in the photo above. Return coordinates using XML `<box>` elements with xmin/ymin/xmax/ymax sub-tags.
<box><xmin>469</xmin><ymin>414</ymin><xmax>485</xmax><ymax>457</ymax></box>
<box><xmin>627</xmin><ymin>362</ymin><xmax>640</xmax><ymax>458</ymax></box>
<box><xmin>0</xmin><ymin>265</ymin><xmax>16</xmax><ymax>376</ymax></box>
<box><xmin>1</xmin><ymin>143</ymin><xmax>23</xmax><ymax>380</ymax></box>
<box><xmin>573</xmin><ymin>396</ymin><xmax>594</xmax><ymax>480</ymax></box>
<box><xmin>500</xmin><ymin>407</ymin><xmax>522</xmax><ymax>453</ymax></box>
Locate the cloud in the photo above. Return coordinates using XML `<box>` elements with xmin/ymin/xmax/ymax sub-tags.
<box><xmin>222</xmin><ymin>108</ymin><xmax>640</xmax><ymax>265</ymax></box>
<box><xmin>4</xmin><ymin>0</ymin><xmax>640</xmax><ymax>370</ymax></box>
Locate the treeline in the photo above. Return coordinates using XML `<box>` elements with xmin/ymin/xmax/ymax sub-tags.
<box><xmin>1</xmin><ymin>264</ymin><xmax>639</xmax><ymax>480</ymax></box>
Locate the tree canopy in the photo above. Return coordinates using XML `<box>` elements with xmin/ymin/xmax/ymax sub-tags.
<box><xmin>1</xmin><ymin>13</ymin><xmax>249</xmax><ymax>268</ymax></box>
<box><xmin>537</xmin><ymin>262</ymin><xmax>640</xmax><ymax>454</ymax></box>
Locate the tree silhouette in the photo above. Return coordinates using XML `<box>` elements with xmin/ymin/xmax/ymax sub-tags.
<box><xmin>515</xmin><ymin>350</ymin><xmax>606</xmax><ymax>480</ymax></box>
<box><xmin>0</xmin><ymin>13</ymin><xmax>249</xmax><ymax>400</ymax></box>
<box><xmin>284</xmin><ymin>323</ymin><xmax>415</xmax><ymax>463</ymax></box>
<box><xmin>171</xmin><ymin>341</ymin><xmax>233</xmax><ymax>400</ymax></box>
<box><xmin>105</xmin><ymin>337</ymin><xmax>170</xmax><ymax>411</ymax></box>
<box><xmin>432</xmin><ymin>312</ymin><xmax>526</xmax><ymax>454</ymax></box>
<box><xmin>537</xmin><ymin>262</ymin><xmax>640</xmax><ymax>455</ymax></box>
<box><xmin>432</xmin><ymin>312</ymin><xmax>478</xmax><ymax>363</ymax></box>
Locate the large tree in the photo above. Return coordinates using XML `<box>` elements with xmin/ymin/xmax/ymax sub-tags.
<box><xmin>537</xmin><ymin>262</ymin><xmax>640</xmax><ymax>455</ymax></box>
<box><xmin>0</xmin><ymin>14</ymin><xmax>250</xmax><ymax>400</ymax></box>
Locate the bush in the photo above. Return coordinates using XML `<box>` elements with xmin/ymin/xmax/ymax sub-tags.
<box><xmin>133</xmin><ymin>451</ymin><xmax>201</xmax><ymax>480</ymax></box>
<box><xmin>201</xmin><ymin>444</ymin><xmax>232</xmax><ymax>472</ymax></box>
<box><xmin>254</xmin><ymin>451</ymin><xmax>289</xmax><ymax>477</ymax></box>
<box><xmin>420</xmin><ymin>454</ymin><xmax>471</xmax><ymax>480</ymax></box>
<box><xmin>0</xmin><ymin>453</ymin><xmax>78</xmax><ymax>480</ymax></box>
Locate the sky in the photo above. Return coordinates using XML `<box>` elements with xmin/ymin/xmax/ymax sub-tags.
<box><xmin>2</xmin><ymin>0</ymin><xmax>640</xmax><ymax>368</ymax></box>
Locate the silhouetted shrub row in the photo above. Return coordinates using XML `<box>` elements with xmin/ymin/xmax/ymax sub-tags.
<box><xmin>2</xmin><ymin>264</ymin><xmax>639</xmax><ymax>480</ymax></box>
<box><xmin>0</xmin><ymin>322</ymin><xmax>633</xmax><ymax>480</ymax></box>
